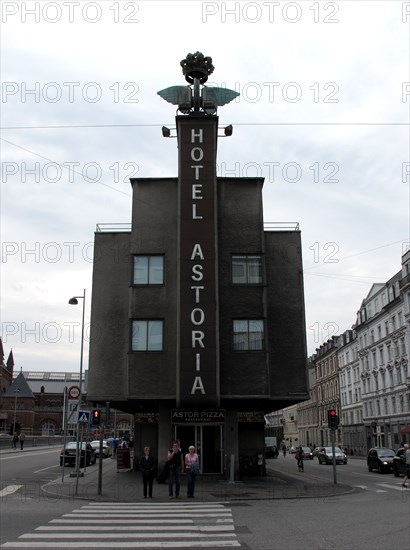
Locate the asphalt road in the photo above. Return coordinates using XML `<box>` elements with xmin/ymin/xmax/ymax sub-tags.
<box><xmin>1</xmin><ymin>451</ymin><xmax>409</xmax><ymax>549</ymax></box>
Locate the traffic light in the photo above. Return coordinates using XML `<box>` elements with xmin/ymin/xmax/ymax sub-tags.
<box><xmin>92</xmin><ymin>409</ymin><xmax>101</xmax><ymax>426</ymax></box>
<box><xmin>327</xmin><ymin>409</ymin><xmax>339</xmax><ymax>429</ymax></box>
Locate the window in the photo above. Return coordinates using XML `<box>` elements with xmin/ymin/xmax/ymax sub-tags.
<box><xmin>232</xmin><ymin>255</ymin><xmax>262</xmax><ymax>284</ymax></box>
<box><xmin>133</xmin><ymin>255</ymin><xmax>164</xmax><ymax>285</ymax></box>
<box><xmin>132</xmin><ymin>320</ymin><xmax>163</xmax><ymax>351</ymax></box>
<box><xmin>233</xmin><ymin>319</ymin><xmax>264</xmax><ymax>351</ymax></box>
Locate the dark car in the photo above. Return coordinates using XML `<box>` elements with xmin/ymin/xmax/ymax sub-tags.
<box><xmin>318</xmin><ymin>446</ymin><xmax>347</xmax><ymax>464</ymax></box>
<box><xmin>265</xmin><ymin>446</ymin><xmax>279</xmax><ymax>459</ymax></box>
<box><xmin>60</xmin><ymin>442</ymin><xmax>96</xmax><ymax>467</ymax></box>
<box><xmin>393</xmin><ymin>447</ymin><xmax>407</xmax><ymax>477</ymax></box>
<box><xmin>367</xmin><ymin>447</ymin><xmax>395</xmax><ymax>473</ymax></box>
<box><xmin>301</xmin><ymin>446</ymin><xmax>314</xmax><ymax>459</ymax></box>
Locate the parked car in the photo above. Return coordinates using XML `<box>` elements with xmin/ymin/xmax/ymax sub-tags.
<box><xmin>60</xmin><ymin>442</ymin><xmax>96</xmax><ymax>467</ymax></box>
<box><xmin>367</xmin><ymin>447</ymin><xmax>396</xmax><ymax>473</ymax></box>
<box><xmin>317</xmin><ymin>446</ymin><xmax>347</xmax><ymax>464</ymax></box>
<box><xmin>90</xmin><ymin>440</ymin><xmax>112</xmax><ymax>458</ymax></box>
<box><xmin>265</xmin><ymin>446</ymin><xmax>279</xmax><ymax>459</ymax></box>
<box><xmin>301</xmin><ymin>446</ymin><xmax>314</xmax><ymax>459</ymax></box>
<box><xmin>289</xmin><ymin>446</ymin><xmax>298</xmax><ymax>454</ymax></box>
<box><xmin>393</xmin><ymin>447</ymin><xmax>407</xmax><ymax>477</ymax></box>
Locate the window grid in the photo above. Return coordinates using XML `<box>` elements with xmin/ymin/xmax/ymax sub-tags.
<box><xmin>233</xmin><ymin>319</ymin><xmax>264</xmax><ymax>351</ymax></box>
<box><xmin>232</xmin><ymin>255</ymin><xmax>263</xmax><ymax>285</ymax></box>
<box><xmin>133</xmin><ymin>255</ymin><xmax>164</xmax><ymax>285</ymax></box>
<box><xmin>132</xmin><ymin>320</ymin><xmax>163</xmax><ymax>351</ymax></box>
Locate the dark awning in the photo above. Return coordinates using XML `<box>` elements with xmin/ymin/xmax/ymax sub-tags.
<box><xmin>399</xmin><ymin>426</ymin><xmax>410</xmax><ymax>434</ymax></box>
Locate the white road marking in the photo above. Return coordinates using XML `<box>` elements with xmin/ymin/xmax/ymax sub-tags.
<box><xmin>0</xmin><ymin>449</ymin><xmax>58</xmax><ymax>461</ymax></box>
<box><xmin>377</xmin><ymin>483</ymin><xmax>409</xmax><ymax>491</ymax></box>
<box><xmin>0</xmin><ymin>502</ymin><xmax>241</xmax><ymax>548</ymax></box>
<box><xmin>33</xmin><ymin>465</ymin><xmax>58</xmax><ymax>473</ymax></box>
<box><xmin>0</xmin><ymin>485</ymin><xmax>23</xmax><ymax>497</ymax></box>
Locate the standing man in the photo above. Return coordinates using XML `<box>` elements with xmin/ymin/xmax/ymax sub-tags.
<box><xmin>167</xmin><ymin>441</ymin><xmax>184</xmax><ymax>499</ymax></box>
<box><xmin>401</xmin><ymin>443</ymin><xmax>410</xmax><ymax>488</ymax></box>
<box><xmin>19</xmin><ymin>431</ymin><xmax>26</xmax><ymax>450</ymax></box>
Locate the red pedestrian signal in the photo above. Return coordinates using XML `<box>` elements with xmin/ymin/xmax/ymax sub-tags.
<box><xmin>327</xmin><ymin>409</ymin><xmax>338</xmax><ymax>429</ymax></box>
<box><xmin>92</xmin><ymin>409</ymin><xmax>101</xmax><ymax>426</ymax></box>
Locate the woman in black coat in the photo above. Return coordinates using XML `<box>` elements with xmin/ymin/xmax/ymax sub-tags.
<box><xmin>139</xmin><ymin>446</ymin><xmax>156</xmax><ymax>498</ymax></box>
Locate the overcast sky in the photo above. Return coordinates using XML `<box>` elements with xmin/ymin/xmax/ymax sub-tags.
<box><xmin>1</xmin><ymin>1</ymin><xmax>409</xmax><ymax>373</ymax></box>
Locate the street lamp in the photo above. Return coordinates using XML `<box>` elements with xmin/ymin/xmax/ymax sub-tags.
<box><xmin>68</xmin><ymin>289</ymin><xmax>86</xmax><ymax>493</ymax></box>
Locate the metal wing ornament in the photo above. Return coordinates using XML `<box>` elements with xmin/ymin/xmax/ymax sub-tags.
<box><xmin>157</xmin><ymin>52</ymin><xmax>240</xmax><ymax>114</ymax></box>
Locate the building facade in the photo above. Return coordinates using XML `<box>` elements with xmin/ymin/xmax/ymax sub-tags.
<box><xmin>338</xmin><ymin>329</ymin><xmax>364</xmax><ymax>455</ymax></box>
<box><xmin>87</xmin><ymin>58</ymin><xmax>308</xmax><ymax>476</ymax></box>
<box><xmin>266</xmin><ymin>250</ymin><xmax>410</xmax><ymax>454</ymax></box>
<box><xmin>355</xmin><ymin>269</ymin><xmax>409</xmax><ymax>449</ymax></box>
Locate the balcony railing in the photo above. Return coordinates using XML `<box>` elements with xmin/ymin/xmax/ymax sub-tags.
<box><xmin>96</xmin><ymin>223</ymin><xmax>132</xmax><ymax>232</ymax></box>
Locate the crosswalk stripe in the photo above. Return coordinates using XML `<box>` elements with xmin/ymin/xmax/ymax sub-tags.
<box><xmin>1</xmin><ymin>502</ymin><xmax>241</xmax><ymax>548</ymax></box>
<box><xmin>376</xmin><ymin>483</ymin><xmax>408</xmax><ymax>491</ymax></box>
<box><xmin>22</xmin><ymin>533</ymin><xmax>236</xmax><ymax>539</ymax></box>
<box><xmin>36</xmin><ymin>526</ymin><xmax>235</xmax><ymax>531</ymax></box>
<box><xmin>2</xmin><ymin>543</ymin><xmax>241</xmax><ymax>548</ymax></box>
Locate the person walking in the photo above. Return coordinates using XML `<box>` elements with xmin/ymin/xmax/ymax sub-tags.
<box><xmin>185</xmin><ymin>445</ymin><xmax>200</xmax><ymax>498</ymax></box>
<box><xmin>282</xmin><ymin>445</ymin><xmax>287</xmax><ymax>458</ymax></box>
<box><xmin>295</xmin><ymin>446</ymin><xmax>304</xmax><ymax>472</ymax></box>
<box><xmin>139</xmin><ymin>446</ymin><xmax>156</xmax><ymax>498</ymax></box>
<box><xmin>167</xmin><ymin>441</ymin><xmax>183</xmax><ymax>499</ymax></box>
<box><xmin>19</xmin><ymin>431</ymin><xmax>26</xmax><ymax>450</ymax></box>
<box><xmin>12</xmin><ymin>432</ymin><xmax>19</xmax><ymax>450</ymax></box>
<box><xmin>401</xmin><ymin>443</ymin><xmax>410</xmax><ymax>488</ymax></box>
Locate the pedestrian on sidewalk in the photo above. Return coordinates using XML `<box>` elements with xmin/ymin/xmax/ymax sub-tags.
<box><xmin>19</xmin><ymin>431</ymin><xmax>26</xmax><ymax>450</ymax></box>
<box><xmin>185</xmin><ymin>445</ymin><xmax>200</xmax><ymax>498</ymax></box>
<box><xmin>11</xmin><ymin>432</ymin><xmax>19</xmax><ymax>450</ymax></box>
<box><xmin>139</xmin><ymin>446</ymin><xmax>156</xmax><ymax>498</ymax></box>
<box><xmin>402</xmin><ymin>443</ymin><xmax>410</xmax><ymax>488</ymax></box>
<box><xmin>167</xmin><ymin>441</ymin><xmax>183</xmax><ymax>499</ymax></box>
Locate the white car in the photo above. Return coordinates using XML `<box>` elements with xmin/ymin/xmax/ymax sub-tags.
<box><xmin>317</xmin><ymin>446</ymin><xmax>347</xmax><ymax>464</ymax></box>
<box><xmin>90</xmin><ymin>440</ymin><xmax>112</xmax><ymax>458</ymax></box>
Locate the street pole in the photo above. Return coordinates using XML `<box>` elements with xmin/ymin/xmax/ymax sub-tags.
<box><xmin>68</xmin><ymin>290</ymin><xmax>86</xmax><ymax>495</ymax></box>
<box><xmin>331</xmin><ymin>428</ymin><xmax>337</xmax><ymax>484</ymax></box>
<box><xmin>98</xmin><ymin>422</ymin><xmax>104</xmax><ymax>496</ymax></box>
<box><xmin>61</xmin><ymin>386</ymin><xmax>68</xmax><ymax>482</ymax></box>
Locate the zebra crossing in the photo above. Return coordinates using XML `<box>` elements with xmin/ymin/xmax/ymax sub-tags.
<box><xmin>354</xmin><ymin>482</ymin><xmax>409</xmax><ymax>493</ymax></box>
<box><xmin>0</xmin><ymin>502</ymin><xmax>242</xmax><ymax>548</ymax></box>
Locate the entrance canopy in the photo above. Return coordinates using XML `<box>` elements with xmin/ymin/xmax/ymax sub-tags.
<box><xmin>399</xmin><ymin>426</ymin><xmax>410</xmax><ymax>434</ymax></box>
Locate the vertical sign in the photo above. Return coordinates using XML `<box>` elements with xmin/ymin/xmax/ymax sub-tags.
<box><xmin>177</xmin><ymin>115</ymin><xmax>219</xmax><ymax>406</ymax></box>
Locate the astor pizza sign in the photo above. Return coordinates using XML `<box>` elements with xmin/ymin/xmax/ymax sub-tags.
<box><xmin>177</xmin><ymin>115</ymin><xmax>219</xmax><ymax>406</ymax></box>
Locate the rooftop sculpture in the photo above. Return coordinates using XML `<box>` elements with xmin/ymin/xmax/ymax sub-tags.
<box><xmin>157</xmin><ymin>51</ymin><xmax>239</xmax><ymax>115</ymax></box>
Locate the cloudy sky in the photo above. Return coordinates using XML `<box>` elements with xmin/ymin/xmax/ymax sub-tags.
<box><xmin>1</xmin><ymin>0</ymin><xmax>409</xmax><ymax>373</ymax></box>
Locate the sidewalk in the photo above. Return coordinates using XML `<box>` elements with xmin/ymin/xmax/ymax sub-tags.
<box><xmin>40</xmin><ymin>456</ymin><xmax>356</xmax><ymax>502</ymax></box>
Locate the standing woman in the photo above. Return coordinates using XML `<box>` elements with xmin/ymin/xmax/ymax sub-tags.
<box><xmin>139</xmin><ymin>446</ymin><xmax>156</xmax><ymax>498</ymax></box>
<box><xmin>185</xmin><ymin>445</ymin><xmax>200</xmax><ymax>498</ymax></box>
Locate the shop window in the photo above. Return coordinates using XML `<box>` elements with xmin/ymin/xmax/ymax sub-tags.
<box><xmin>133</xmin><ymin>255</ymin><xmax>164</xmax><ymax>285</ymax></box>
<box><xmin>232</xmin><ymin>255</ymin><xmax>262</xmax><ymax>284</ymax></box>
<box><xmin>132</xmin><ymin>320</ymin><xmax>163</xmax><ymax>351</ymax></box>
<box><xmin>233</xmin><ymin>319</ymin><xmax>264</xmax><ymax>351</ymax></box>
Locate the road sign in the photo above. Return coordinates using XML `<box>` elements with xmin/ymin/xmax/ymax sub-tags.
<box><xmin>68</xmin><ymin>386</ymin><xmax>81</xmax><ymax>399</ymax></box>
<box><xmin>77</xmin><ymin>410</ymin><xmax>90</xmax><ymax>424</ymax></box>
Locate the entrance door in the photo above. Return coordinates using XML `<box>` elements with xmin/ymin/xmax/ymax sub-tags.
<box><xmin>175</xmin><ymin>425</ymin><xmax>223</xmax><ymax>474</ymax></box>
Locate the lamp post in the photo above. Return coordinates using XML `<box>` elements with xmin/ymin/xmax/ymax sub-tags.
<box><xmin>68</xmin><ymin>289</ymin><xmax>86</xmax><ymax>494</ymax></box>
